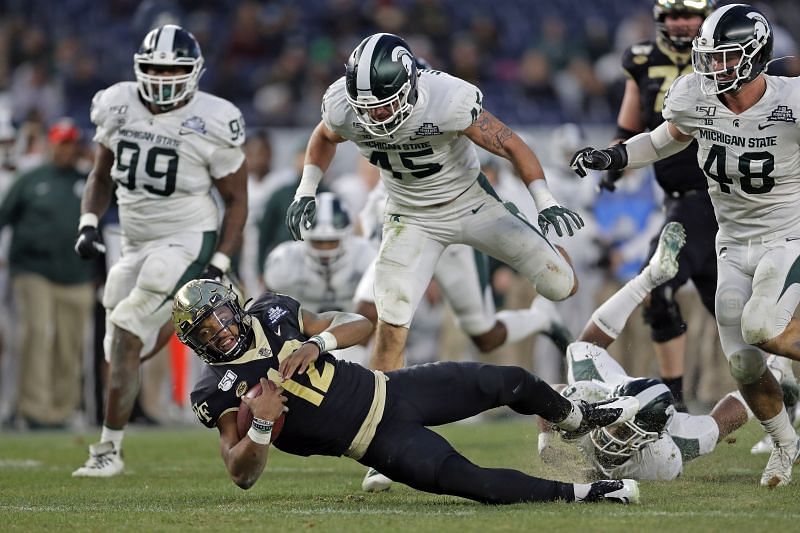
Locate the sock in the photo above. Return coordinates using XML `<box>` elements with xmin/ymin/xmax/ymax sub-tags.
<box><xmin>590</xmin><ymin>270</ymin><xmax>652</xmax><ymax>339</ymax></box>
<box><xmin>101</xmin><ymin>426</ymin><xmax>125</xmax><ymax>451</ymax></box>
<box><xmin>496</xmin><ymin>308</ymin><xmax>548</xmax><ymax>346</ymax></box>
<box><xmin>572</xmin><ymin>483</ymin><xmax>591</xmax><ymax>501</ymax></box>
<box><xmin>554</xmin><ymin>400</ymin><xmax>583</xmax><ymax>431</ymax></box>
<box><xmin>662</xmin><ymin>376</ymin><xmax>684</xmax><ymax>407</ymax></box>
<box><xmin>761</xmin><ymin>407</ymin><xmax>796</xmax><ymax>447</ymax></box>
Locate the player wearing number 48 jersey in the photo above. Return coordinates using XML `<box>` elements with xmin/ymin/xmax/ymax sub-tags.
<box><xmin>570</xmin><ymin>4</ymin><xmax>800</xmax><ymax>487</ymax></box>
<box><xmin>72</xmin><ymin>24</ymin><xmax>248</xmax><ymax>478</ymax></box>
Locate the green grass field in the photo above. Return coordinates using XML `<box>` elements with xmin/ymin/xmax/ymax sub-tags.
<box><xmin>1</xmin><ymin>418</ymin><xmax>798</xmax><ymax>532</ymax></box>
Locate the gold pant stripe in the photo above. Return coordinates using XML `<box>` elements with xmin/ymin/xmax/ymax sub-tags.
<box><xmin>344</xmin><ymin>371</ymin><xmax>388</xmax><ymax>460</ymax></box>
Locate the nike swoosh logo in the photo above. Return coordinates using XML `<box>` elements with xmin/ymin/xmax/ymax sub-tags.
<box><xmin>274</xmin><ymin>325</ymin><xmax>281</xmax><ymax>336</ymax></box>
<box><xmin>471</xmin><ymin>203</ymin><xmax>485</xmax><ymax>214</ymax></box>
<box><xmin>179</xmin><ymin>129</ymin><xmax>197</xmax><ymax>135</ymax></box>
<box><xmin>786</xmin><ymin>237</ymin><xmax>800</xmax><ymax>242</ymax></box>
<box><xmin>408</xmin><ymin>136</ymin><xmax>426</xmax><ymax>141</ymax></box>
<box><xmin>758</xmin><ymin>123</ymin><xmax>775</xmax><ymax>130</ymax></box>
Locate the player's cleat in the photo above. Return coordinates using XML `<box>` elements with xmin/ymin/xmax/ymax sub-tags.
<box><xmin>530</xmin><ymin>297</ymin><xmax>573</xmax><ymax>354</ymax></box>
<box><xmin>362</xmin><ymin>467</ymin><xmax>392</xmax><ymax>492</ymax></box>
<box><xmin>72</xmin><ymin>441</ymin><xmax>124</xmax><ymax>478</ymax></box>
<box><xmin>578</xmin><ymin>479</ymin><xmax>640</xmax><ymax>504</ymax></box>
<box><xmin>751</xmin><ymin>435</ymin><xmax>773</xmax><ymax>455</ymax></box>
<box><xmin>759</xmin><ymin>436</ymin><xmax>800</xmax><ymax>488</ymax></box>
<box><xmin>559</xmin><ymin>396</ymin><xmax>639</xmax><ymax>440</ymax></box>
<box><xmin>646</xmin><ymin>222</ymin><xmax>686</xmax><ymax>286</ymax></box>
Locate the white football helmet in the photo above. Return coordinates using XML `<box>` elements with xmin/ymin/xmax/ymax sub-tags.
<box><xmin>301</xmin><ymin>193</ymin><xmax>352</xmax><ymax>266</ymax></box>
<box><xmin>134</xmin><ymin>24</ymin><xmax>205</xmax><ymax>108</ymax></box>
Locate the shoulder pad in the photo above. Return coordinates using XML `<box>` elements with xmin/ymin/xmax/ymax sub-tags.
<box><xmin>322</xmin><ymin>77</ymin><xmax>351</xmax><ymax>132</ymax></box>
<box><xmin>193</xmin><ymin>92</ymin><xmax>246</xmax><ymax>148</ymax></box>
<box><xmin>428</xmin><ymin>73</ymin><xmax>483</xmax><ymax>131</ymax></box>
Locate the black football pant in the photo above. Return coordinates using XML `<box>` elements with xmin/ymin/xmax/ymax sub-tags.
<box><xmin>358</xmin><ymin>362</ymin><xmax>575</xmax><ymax>504</ymax></box>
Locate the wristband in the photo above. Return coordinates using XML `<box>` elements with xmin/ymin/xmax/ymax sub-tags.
<box><xmin>79</xmin><ymin>213</ymin><xmax>99</xmax><ymax>230</ymax></box>
<box><xmin>209</xmin><ymin>252</ymin><xmax>231</xmax><ymax>273</ymax></box>
<box><xmin>251</xmin><ymin>417</ymin><xmax>274</xmax><ymax>433</ymax></box>
<box><xmin>295</xmin><ymin>164</ymin><xmax>324</xmax><ymax>197</ymax></box>
<box><xmin>247</xmin><ymin>425</ymin><xmax>272</xmax><ymax>445</ymax></box>
<box><xmin>528</xmin><ymin>180</ymin><xmax>558</xmax><ymax>212</ymax></box>
<box><xmin>304</xmin><ymin>331</ymin><xmax>338</xmax><ymax>354</ymax></box>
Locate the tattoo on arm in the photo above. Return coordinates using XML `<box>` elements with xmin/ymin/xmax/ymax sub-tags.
<box><xmin>473</xmin><ymin>112</ymin><xmax>514</xmax><ymax>154</ymax></box>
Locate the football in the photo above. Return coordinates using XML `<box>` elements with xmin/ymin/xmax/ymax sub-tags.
<box><xmin>236</xmin><ymin>380</ymin><xmax>285</xmax><ymax>442</ymax></box>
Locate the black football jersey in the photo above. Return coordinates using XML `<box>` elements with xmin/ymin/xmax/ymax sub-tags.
<box><xmin>622</xmin><ymin>40</ymin><xmax>706</xmax><ymax>193</ymax></box>
<box><xmin>190</xmin><ymin>292</ymin><xmax>377</xmax><ymax>457</ymax></box>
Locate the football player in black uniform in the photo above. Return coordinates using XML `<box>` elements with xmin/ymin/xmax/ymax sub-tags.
<box><xmin>175</xmin><ymin>279</ymin><xmax>641</xmax><ymax>504</ymax></box>
<box><xmin>600</xmin><ymin>0</ymin><xmax>718</xmax><ymax>410</ymax></box>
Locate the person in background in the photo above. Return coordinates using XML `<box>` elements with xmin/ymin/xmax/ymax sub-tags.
<box><xmin>0</xmin><ymin>118</ymin><xmax>95</xmax><ymax>428</ymax></box>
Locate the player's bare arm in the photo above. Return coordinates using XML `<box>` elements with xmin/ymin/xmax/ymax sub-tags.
<box><xmin>213</xmin><ymin>161</ymin><xmax>249</xmax><ymax>259</ymax></box>
<box><xmin>80</xmin><ymin>144</ymin><xmax>115</xmax><ymax>217</ymax></box>
<box><xmin>216</xmin><ymin>379</ymin><xmax>287</xmax><ymax>490</ymax></box>
<box><xmin>615</xmin><ymin>79</ymin><xmax>644</xmax><ymax>142</ymax></box>
<box><xmin>306</xmin><ymin>120</ymin><xmax>347</xmax><ymax>171</ymax></box>
<box><xmin>279</xmin><ymin>310</ymin><xmax>373</xmax><ymax>379</ymax></box>
<box><xmin>463</xmin><ymin>110</ymin><xmax>545</xmax><ymax>186</ymax></box>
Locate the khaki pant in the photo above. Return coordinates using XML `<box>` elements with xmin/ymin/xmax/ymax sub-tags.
<box><xmin>13</xmin><ymin>273</ymin><xmax>94</xmax><ymax>425</ymax></box>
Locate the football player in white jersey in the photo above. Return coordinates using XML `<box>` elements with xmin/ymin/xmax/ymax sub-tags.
<box><xmin>72</xmin><ymin>25</ymin><xmax>248</xmax><ymax>477</ymax></box>
<box><xmin>265</xmin><ymin>193</ymin><xmax>375</xmax><ymax>365</ymax></box>
<box><xmin>286</xmin><ymin>32</ymin><xmax>583</xmax><ymax>382</ymax></box>
<box><xmin>537</xmin><ymin>222</ymin><xmax>789</xmax><ymax>480</ymax></box>
<box><xmin>570</xmin><ymin>4</ymin><xmax>800</xmax><ymax>487</ymax></box>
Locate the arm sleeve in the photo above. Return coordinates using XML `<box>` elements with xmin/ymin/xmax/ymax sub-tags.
<box><xmin>624</xmin><ymin>122</ymin><xmax>692</xmax><ymax>169</ymax></box>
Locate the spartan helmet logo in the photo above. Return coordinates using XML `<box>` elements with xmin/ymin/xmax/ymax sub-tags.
<box><xmin>748</xmin><ymin>13</ymin><xmax>769</xmax><ymax>43</ymax></box>
<box><xmin>392</xmin><ymin>46</ymin><xmax>414</xmax><ymax>76</ymax></box>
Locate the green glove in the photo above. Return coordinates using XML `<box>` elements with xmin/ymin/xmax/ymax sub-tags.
<box><xmin>537</xmin><ymin>206</ymin><xmax>584</xmax><ymax>237</ymax></box>
<box><xmin>285</xmin><ymin>196</ymin><xmax>316</xmax><ymax>241</ymax></box>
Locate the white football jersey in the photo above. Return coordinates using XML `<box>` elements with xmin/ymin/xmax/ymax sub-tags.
<box><xmin>322</xmin><ymin>71</ymin><xmax>482</xmax><ymax>208</ymax></box>
<box><xmin>264</xmin><ymin>236</ymin><xmax>376</xmax><ymax>313</ymax></box>
<box><xmin>663</xmin><ymin>74</ymin><xmax>800</xmax><ymax>240</ymax></box>
<box><xmin>576</xmin><ymin>433</ymin><xmax>683</xmax><ymax>481</ymax></box>
<box><xmin>91</xmin><ymin>82</ymin><xmax>246</xmax><ymax>241</ymax></box>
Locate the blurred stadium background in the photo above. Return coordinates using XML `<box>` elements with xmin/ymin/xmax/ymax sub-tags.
<box><xmin>0</xmin><ymin>0</ymin><xmax>799</xmax><ymax>429</ymax></box>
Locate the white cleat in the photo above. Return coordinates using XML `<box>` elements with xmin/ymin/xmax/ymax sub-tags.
<box><xmin>72</xmin><ymin>441</ymin><xmax>124</xmax><ymax>478</ymax></box>
<box><xmin>751</xmin><ymin>435</ymin><xmax>773</xmax><ymax>455</ymax></box>
<box><xmin>760</xmin><ymin>436</ymin><xmax>800</xmax><ymax>488</ymax></box>
<box><xmin>646</xmin><ymin>222</ymin><xmax>686</xmax><ymax>286</ymax></box>
<box><xmin>362</xmin><ymin>467</ymin><xmax>392</xmax><ymax>492</ymax></box>
<box><xmin>578</xmin><ymin>479</ymin><xmax>640</xmax><ymax>504</ymax></box>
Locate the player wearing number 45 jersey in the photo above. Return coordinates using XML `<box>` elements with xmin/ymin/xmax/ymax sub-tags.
<box><xmin>571</xmin><ymin>4</ymin><xmax>800</xmax><ymax>487</ymax></box>
<box><xmin>176</xmin><ymin>279</ymin><xmax>640</xmax><ymax>504</ymax></box>
<box><xmin>72</xmin><ymin>24</ymin><xmax>248</xmax><ymax>478</ymax></box>
<box><xmin>287</xmin><ymin>32</ymin><xmax>583</xmax><ymax>393</ymax></box>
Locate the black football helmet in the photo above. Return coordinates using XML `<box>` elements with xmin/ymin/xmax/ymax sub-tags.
<box><xmin>653</xmin><ymin>0</ymin><xmax>715</xmax><ymax>52</ymax></box>
<box><xmin>172</xmin><ymin>279</ymin><xmax>252</xmax><ymax>364</ymax></box>
<box><xmin>345</xmin><ymin>33</ymin><xmax>418</xmax><ymax>137</ymax></box>
<box><xmin>301</xmin><ymin>192</ymin><xmax>352</xmax><ymax>266</ymax></box>
<box><xmin>691</xmin><ymin>4</ymin><xmax>773</xmax><ymax>95</ymax></box>
<box><xmin>134</xmin><ymin>24</ymin><xmax>205</xmax><ymax>108</ymax></box>
<box><xmin>590</xmin><ymin>378</ymin><xmax>676</xmax><ymax>459</ymax></box>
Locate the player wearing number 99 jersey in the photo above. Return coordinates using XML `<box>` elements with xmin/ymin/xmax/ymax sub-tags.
<box><xmin>569</xmin><ymin>4</ymin><xmax>800</xmax><ymax>487</ymax></box>
<box><xmin>72</xmin><ymin>24</ymin><xmax>248</xmax><ymax>478</ymax></box>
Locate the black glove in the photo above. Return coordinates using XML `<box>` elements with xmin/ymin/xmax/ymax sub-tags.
<box><xmin>598</xmin><ymin>168</ymin><xmax>625</xmax><ymax>192</ymax></box>
<box><xmin>285</xmin><ymin>196</ymin><xmax>317</xmax><ymax>241</ymax></box>
<box><xmin>74</xmin><ymin>226</ymin><xmax>106</xmax><ymax>260</ymax></box>
<box><xmin>570</xmin><ymin>144</ymin><xmax>628</xmax><ymax>178</ymax></box>
<box><xmin>537</xmin><ymin>206</ymin><xmax>585</xmax><ymax>237</ymax></box>
<box><xmin>198</xmin><ymin>263</ymin><xmax>223</xmax><ymax>281</ymax></box>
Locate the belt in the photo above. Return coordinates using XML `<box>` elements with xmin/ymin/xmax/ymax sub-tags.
<box><xmin>343</xmin><ymin>370</ymin><xmax>388</xmax><ymax>460</ymax></box>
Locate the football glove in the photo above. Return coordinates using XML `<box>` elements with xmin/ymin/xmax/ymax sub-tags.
<box><xmin>570</xmin><ymin>145</ymin><xmax>628</xmax><ymax>178</ymax></box>
<box><xmin>286</xmin><ymin>196</ymin><xmax>316</xmax><ymax>241</ymax></box>
<box><xmin>538</xmin><ymin>206</ymin><xmax>584</xmax><ymax>238</ymax></box>
<box><xmin>74</xmin><ymin>226</ymin><xmax>106</xmax><ymax>259</ymax></box>
<box><xmin>598</xmin><ymin>168</ymin><xmax>625</xmax><ymax>193</ymax></box>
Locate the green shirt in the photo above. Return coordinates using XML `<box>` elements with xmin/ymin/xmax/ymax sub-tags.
<box><xmin>0</xmin><ymin>163</ymin><xmax>95</xmax><ymax>284</ymax></box>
